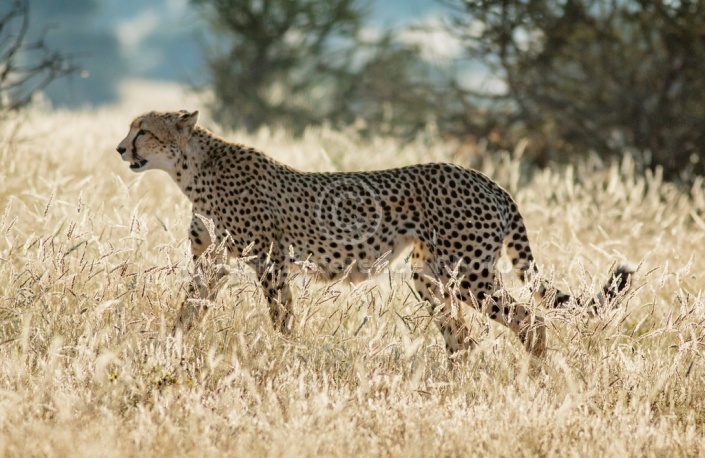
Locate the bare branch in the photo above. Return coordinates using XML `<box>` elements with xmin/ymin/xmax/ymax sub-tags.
<box><xmin>0</xmin><ymin>0</ymin><xmax>77</xmax><ymax>114</ymax></box>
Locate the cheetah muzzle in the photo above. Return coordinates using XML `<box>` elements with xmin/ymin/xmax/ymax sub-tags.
<box><xmin>128</xmin><ymin>156</ymin><xmax>148</xmax><ymax>170</ymax></box>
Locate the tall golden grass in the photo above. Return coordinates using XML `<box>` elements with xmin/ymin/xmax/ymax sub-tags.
<box><xmin>0</xmin><ymin>98</ymin><xmax>703</xmax><ymax>456</ymax></box>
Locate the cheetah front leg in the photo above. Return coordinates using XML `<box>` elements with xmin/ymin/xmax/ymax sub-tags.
<box><xmin>172</xmin><ymin>257</ymin><xmax>230</xmax><ymax>335</ymax></box>
<box><xmin>171</xmin><ymin>215</ymin><xmax>229</xmax><ymax>335</ymax></box>
<box><xmin>257</xmin><ymin>254</ymin><xmax>294</xmax><ymax>335</ymax></box>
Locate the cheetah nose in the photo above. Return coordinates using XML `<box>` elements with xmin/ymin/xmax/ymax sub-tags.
<box><xmin>116</xmin><ymin>146</ymin><xmax>126</xmax><ymax>154</ymax></box>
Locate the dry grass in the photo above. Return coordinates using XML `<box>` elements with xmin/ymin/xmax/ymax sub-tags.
<box><xmin>0</xmin><ymin>99</ymin><xmax>704</xmax><ymax>457</ymax></box>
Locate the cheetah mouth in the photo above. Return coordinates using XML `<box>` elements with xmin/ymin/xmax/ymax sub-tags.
<box><xmin>129</xmin><ymin>158</ymin><xmax>148</xmax><ymax>170</ymax></box>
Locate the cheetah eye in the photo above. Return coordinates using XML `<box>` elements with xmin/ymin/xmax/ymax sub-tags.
<box><xmin>138</xmin><ymin>129</ymin><xmax>146</xmax><ymax>136</ymax></box>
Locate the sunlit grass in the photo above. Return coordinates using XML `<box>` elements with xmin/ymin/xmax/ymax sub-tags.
<box><xmin>0</xmin><ymin>100</ymin><xmax>703</xmax><ymax>456</ymax></box>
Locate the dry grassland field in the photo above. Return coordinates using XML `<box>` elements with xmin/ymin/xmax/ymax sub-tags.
<box><xmin>1</xmin><ymin>86</ymin><xmax>704</xmax><ymax>456</ymax></box>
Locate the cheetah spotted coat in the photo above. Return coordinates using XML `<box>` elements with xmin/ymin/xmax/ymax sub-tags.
<box><xmin>117</xmin><ymin>110</ymin><xmax>633</xmax><ymax>358</ymax></box>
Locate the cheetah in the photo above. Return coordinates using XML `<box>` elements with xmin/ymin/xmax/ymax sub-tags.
<box><xmin>116</xmin><ymin>110</ymin><xmax>633</xmax><ymax>358</ymax></box>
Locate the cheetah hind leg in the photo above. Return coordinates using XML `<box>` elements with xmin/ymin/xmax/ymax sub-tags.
<box><xmin>411</xmin><ymin>245</ymin><xmax>476</xmax><ymax>360</ymax></box>
<box><xmin>449</xmin><ymin>251</ymin><xmax>546</xmax><ymax>359</ymax></box>
<box><xmin>483</xmin><ymin>289</ymin><xmax>546</xmax><ymax>358</ymax></box>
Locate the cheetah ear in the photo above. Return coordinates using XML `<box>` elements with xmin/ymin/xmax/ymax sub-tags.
<box><xmin>176</xmin><ymin>110</ymin><xmax>199</xmax><ymax>132</ymax></box>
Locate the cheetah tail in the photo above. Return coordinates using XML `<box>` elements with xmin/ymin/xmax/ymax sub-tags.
<box><xmin>536</xmin><ymin>262</ymin><xmax>635</xmax><ymax>315</ymax></box>
<box><xmin>501</xmin><ymin>203</ymin><xmax>634</xmax><ymax>313</ymax></box>
<box><xmin>591</xmin><ymin>262</ymin><xmax>636</xmax><ymax>311</ymax></box>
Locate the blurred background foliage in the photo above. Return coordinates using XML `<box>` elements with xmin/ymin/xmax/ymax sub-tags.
<box><xmin>2</xmin><ymin>0</ymin><xmax>704</xmax><ymax>181</ymax></box>
<box><xmin>445</xmin><ymin>0</ymin><xmax>705</xmax><ymax>180</ymax></box>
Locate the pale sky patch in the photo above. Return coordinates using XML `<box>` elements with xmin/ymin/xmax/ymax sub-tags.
<box><xmin>397</xmin><ymin>15</ymin><xmax>464</xmax><ymax>63</ymax></box>
<box><xmin>358</xmin><ymin>24</ymin><xmax>385</xmax><ymax>44</ymax></box>
<box><xmin>165</xmin><ymin>0</ymin><xmax>189</xmax><ymax>17</ymax></box>
<box><xmin>458</xmin><ymin>66</ymin><xmax>507</xmax><ymax>95</ymax></box>
<box><xmin>116</xmin><ymin>9</ymin><xmax>160</xmax><ymax>53</ymax></box>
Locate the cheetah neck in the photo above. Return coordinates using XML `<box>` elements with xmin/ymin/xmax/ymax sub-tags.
<box><xmin>170</xmin><ymin>150</ymin><xmax>199</xmax><ymax>196</ymax></box>
<box><xmin>170</xmin><ymin>127</ymin><xmax>236</xmax><ymax>199</ymax></box>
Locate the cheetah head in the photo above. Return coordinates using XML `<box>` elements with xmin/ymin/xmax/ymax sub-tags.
<box><xmin>116</xmin><ymin>110</ymin><xmax>199</xmax><ymax>172</ymax></box>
